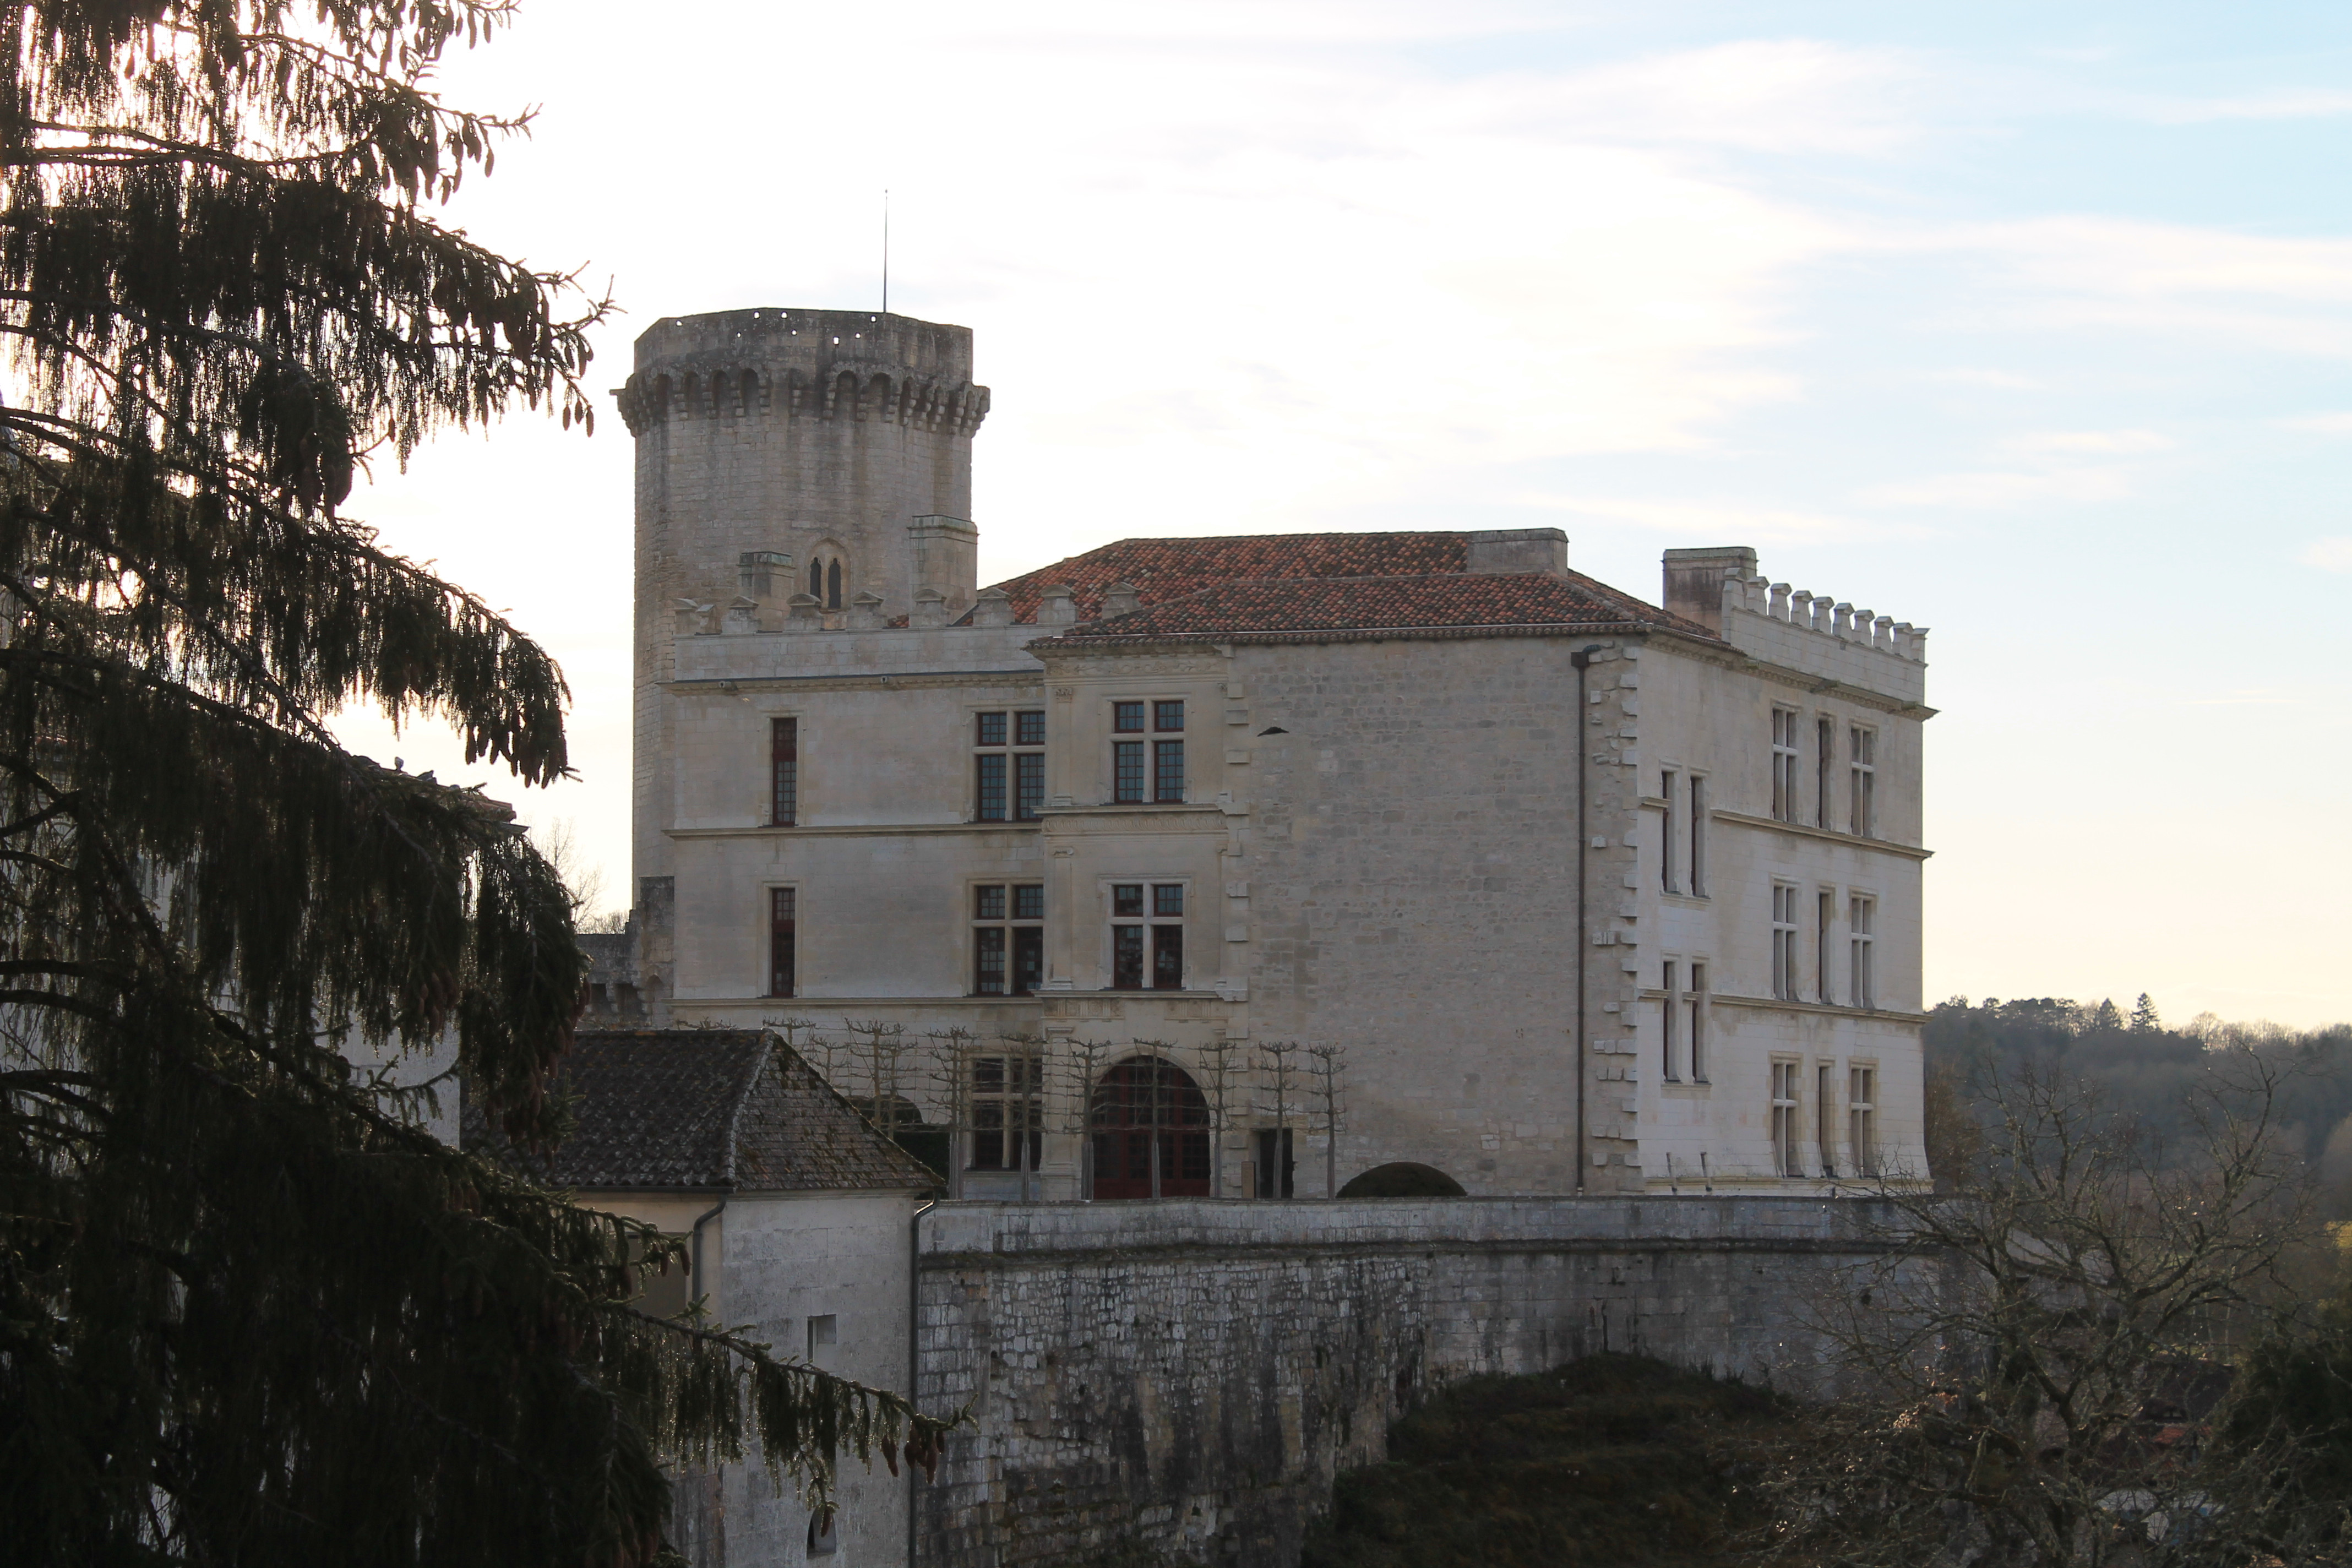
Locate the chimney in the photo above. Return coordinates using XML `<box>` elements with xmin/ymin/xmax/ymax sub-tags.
<box><xmin>737</xmin><ymin>549</ymin><xmax>792</xmax><ymax>601</ymax></box>
<box><xmin>1661</xmin><ymin>547</ymin><xmax>1758</xmax><ymax>634</ymax></box>
<box><xmin>1464</xmin><ymin>529</ymin><xmax>1568</xmax><ymax>575</ymax></box>
<box><xmin>911</xmin><ymin>587</ymin><xmax>948</xmax><ymax>629</ymax></box>
<box><xmin>1098</xmin><ymin>581</ymin><xmax>1141</xmax><ymax>618</ymax></box>
<box><xmin>1037</xmin><ymin>584</ymin><xmax>1079</xmax><ymax>626</ymax></box>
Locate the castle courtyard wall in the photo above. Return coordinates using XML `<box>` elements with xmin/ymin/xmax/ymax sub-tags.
<box><xmin>911</xmin><ymin>1195</ymin><xmax>1921</xmax><ymax>1568</ymax></box>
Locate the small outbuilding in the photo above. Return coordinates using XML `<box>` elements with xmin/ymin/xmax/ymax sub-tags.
<box><xmin>466</xmin><ymin>1027</ymin><xmax>937</xmax><ymax>1568</ymax></box>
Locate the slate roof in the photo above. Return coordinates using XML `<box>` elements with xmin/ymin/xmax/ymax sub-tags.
<box><xmin>977</xmin><ymin>531</ymin><xmax>1469</xmax><ymax>624</ymax></box>
<box><xmin>463</xmin><ymin>1029</ymin><xmax>936</xmax><ymax>1194</ymax></box>
<box><xmin>1041</xmin><ymin>570</ymin><xmax>1716</xmax><ymax>645</ymax></box>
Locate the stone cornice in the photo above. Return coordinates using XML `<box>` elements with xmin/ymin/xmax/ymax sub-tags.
<box><xmin>666</xmin><ymin>669</ymin><xmax>1043</xmax><ymax>695</ymax></box>
<box><xmin>1709</xmin><ymin>810</ymin><xmax>1933</xmax><ymax>861</ymax></box>
<box><xmin>1705</xmin><ymin>992</ymin><xmax>1930</xmax><ymax>1025</ymax></box>
<box><xmin>667</xmin><ymin>821</ymin><xmax>1042</xmax><ymax>840</ymax></box>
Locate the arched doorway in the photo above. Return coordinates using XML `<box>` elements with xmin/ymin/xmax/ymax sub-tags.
<box><xmin>1090</xmin><ymin>1056</ymin><xmax>1211</xmax><ymax>1199</ymax></box>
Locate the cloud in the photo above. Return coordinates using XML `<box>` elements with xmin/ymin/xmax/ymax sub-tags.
<box><xmin>2283</xmin><ymin>412</ymin><xmax>2352</xmax><ymax>435</ymax></box>
<box><xmin>1890</xmin><ymin>217</ymin><xmax>2352</xmax><ymax>358</ymax></box>
<box><xmin>1863</xmin><ymin>468</ymin><xmax>2138</xmax><ymax>508</ymax></box>
<box><xmin>2301</xmin><ymin>537</ymin><xmax>2352</xmax><ymax>573</ymax></box>
<box><xmin>2148</xmin><ymin>90</ymin><xmax>2352</xmax><ymax>123</ymax></box>
<box><xmin>1481</xmin><ymin>39</ymin><xmax>1925</xmax><ymax>156</ymax></box>
<box><xmin>1511</xmin><ymin>492</ymin><xmax>1922</xmax><ymax>544</ymax></box>
<box><xmin>2003</xmin><ymin>429</ymin><xmax>2170</xmax><ymax>455</ymax></box>
<box><xmin>1928</xmin><ymin>367</ymin><xmax>2039</xmax><ymax>389</ymax></box>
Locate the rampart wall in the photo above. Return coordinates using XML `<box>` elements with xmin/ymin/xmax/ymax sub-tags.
<box><xmin>912</xmin><ymin>1195</ymin><xmax>1920</xmax><ymax>1568</ymax></box>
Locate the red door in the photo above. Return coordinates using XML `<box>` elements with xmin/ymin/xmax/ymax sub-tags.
<box><xmin>1090</xmin><ymin>1057</ymin><xmax>1211</xmax><ymax>1199</ymax></box>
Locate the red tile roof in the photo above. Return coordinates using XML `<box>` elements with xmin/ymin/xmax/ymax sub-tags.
<box><xmin>979</xmin><ymin>532</ymin><xmax>1468</xmax><ymax>624</ymax></box>
<box><xmin>1033</xmin><ymin>570</ymin><xmax>1717</xmax><ymax>646</ymax></box>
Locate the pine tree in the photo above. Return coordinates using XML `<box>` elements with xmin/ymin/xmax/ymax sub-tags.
<box><xmin>0</xmin><ymin>5</ymin><xmax>945</xmax><ymax>1565</ymax></box>
<box><xmin>2131</xmin><ymin>991</ymin><xmax>2160</xmax><ymax>1032</ymax></box>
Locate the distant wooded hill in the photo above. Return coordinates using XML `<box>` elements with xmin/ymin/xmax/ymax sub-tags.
<box><xmin>1928</xmin><ymin>995</ymin><xmax>2352</xmax><ymax>1208</ymax></box>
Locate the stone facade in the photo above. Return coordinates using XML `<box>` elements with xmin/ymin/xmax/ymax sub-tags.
<box><xmin>617</xmin><ymin>307</ymin><xmax>1935</xmax><ymax>1202</ymax></box>
<box><xmin>600</xmin><ymin>305</ymin><xmax>1943</xmax><ymax>1565</ymax></box>
<box><xmin>913</xmin><ymin>1195</ymin><xmax>1923</xmax><ymax>1567</ymax></box>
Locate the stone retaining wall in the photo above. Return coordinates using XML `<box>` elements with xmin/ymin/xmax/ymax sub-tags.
<box><xmin>912</xmin><ymin>1195</ymin><xmax>1918</xmax><ymax>1567</ymax></box>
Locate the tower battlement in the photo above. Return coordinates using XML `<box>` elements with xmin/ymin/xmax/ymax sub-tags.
<box><xmin>616</xmin><ymin>308</ymin><xmax>989</xmax><ymax>437</ymax></box>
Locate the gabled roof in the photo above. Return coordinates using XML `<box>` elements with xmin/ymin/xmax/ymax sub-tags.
<box><xmin>978</xmin><ymin>531</ymin><xmax>1469</xmax><ymax>624</ymax></box>
<box><xmin>462</xmin><ymin>1029</ymin><xmax>935</xmax><ymax>1195</ymax></box>
<box><xmin>1038</xmin><ymin>570</ymin><xmax>1714</xmax><ymax>645</ymax></box>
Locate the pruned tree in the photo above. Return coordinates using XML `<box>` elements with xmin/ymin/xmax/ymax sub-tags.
<box><xmin>1307</xmin><ymin>1041</ymin><xmax>1348</xmax><ymax>1200</ymax></box>
<box><xmin>1061</xmin><ymin>1032</ymin><xmax>1114</xmax><ymax>1200</ymax></box>
<box><xmin>0</xmin><ymin>4</ymin><xmax>946</xmax><ymax>1564</ymax></box>
<box><xmin>1195</xmin><ymin>1035</ymin><xmax>1243</xmax><ymax>1199</ymax></box>
<box><xmin>1258</xmin><ymin>1038</ymin><xmax>1303</xmax><ymax>1198</ymax></box>
<box><xmin>1760</xmin><ymin>1055</ymin><xmax>2331</xmax><ymax>1567</ymax></box>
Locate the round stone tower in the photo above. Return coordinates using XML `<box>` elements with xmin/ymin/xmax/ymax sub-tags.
<box><xmin>618</xmin><ymin>307</ymin><xmax>989</xmax><ymax>894</ymax></box>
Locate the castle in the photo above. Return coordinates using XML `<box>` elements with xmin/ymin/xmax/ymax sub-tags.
<box><xmin>602</xmin><ymin>306</ymin><xmax>1932</xmax><ymax>1200</ymax></box>
<box><xmin>571</xmin><ymin>306</ymin><xmax>1938</xmax><ymax>1566</ymax></box>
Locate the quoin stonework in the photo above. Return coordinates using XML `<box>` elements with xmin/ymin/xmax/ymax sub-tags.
<box><xmin>582</xmin><ymin>306</ymin><xmax>1940</xmax><ymax>1566</ymax></box>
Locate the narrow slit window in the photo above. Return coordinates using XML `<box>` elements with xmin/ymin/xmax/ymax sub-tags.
<box><xmin>1771</xmin><ymin>709</ymin><xmax>1800</xmax><ymax>823</ymax></box>
<box><xmin>1817</xmin><ymin>1064</ymin><xmax>1836</xmax><ymax>1177</ymax></box>
<box><xmin>1689</xmin><ymin>776</ymin><xmax>1707</xmax><ymax>896</ymax></box>
<box><xmin>1660</xmin><ymin>771</ymin><xmax>1679</xmax><ymax>894</ymax></box>
<box><xmin>1771</xmin><ymin>1062</ymin><xmax>1800</xmax><ymax>1178</ymax></box>
<box><xmin>1849</xmin><ymin>1065</ymin><xmax>1877</xmax><ymax>1177</ymax></box>
<box><xmin>1770</xmin><ymin>885</ymin><xmax>1799</xmax><ymax>1001</ymax></box>
<box><xmin>1816</xmin><ymin>889</ymin><xmax>1833</xmax><ymax>1003</ymax></box>
<box><xmin>770</xmin><ymin>716</ymin><xmax>798</xmax><ymax>827</ymax></box>
<box><xmin>767</xmin><ymin>888</ymin><xmax>796</xmax><ymax>999</ymax></box>
<box><xmin>1849</xmin><ymin>725</ymin><xmax>1877</xmax><ymax>838</ymax></box>
<box><xmin>1849</xmin><ymin>895</ymin><xmax>1875</xmax><ymax>1009</ymax></box>
<box><xmin>1687</xmin><ymin>962</ymin><xmax>1708</xmax><ymax>1082</ymax></box>
<box><xmin>1815</xmin><ymin>716</ymin><xmax>1834</xmax><ymax>829</ymax></box>
<box><xmin>1662</xmin><ymin>960</ymin><xmax>1680</xmax><ymax>1079</ymax></box>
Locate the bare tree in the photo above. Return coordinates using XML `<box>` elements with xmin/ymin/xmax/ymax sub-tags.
<box><xmin>1258</xmin><ymin>1040</ymin><xmax>1303</xmax><ymax>1199</ymax></box>
<box><xmin>530</xmin><ymin>815</ymin><xmax>615</xmax><ymax>928</ymax></box>
<box><xmin>1308</xmin><ymin>1042</ymin><xmax>1349</xmax><ymax>1200</ymax></box>
<box><xmin>1761</xmin><ymin>1054</ymin><xmax>2327</xmax><ymax>1567</ymax></box>
<box><xmin>1060</xmin><ymin>1035</ymin><xmax>1115</xmax><ymax>1201</ymax></box>
<box><xmin>992</xmin><ymin>1032</ymin><xmax>1049</xmax><ymax>1204</ymax></box>
<box><xmin>1195</xmin><ymin>1037</ymin><xmax>1244</xmax><ymax>1200</ymax></box>
<box><xmin>914</xmin><ymin>1027</ymin><xmax>978</xmax><ymax>1200</ymax></box>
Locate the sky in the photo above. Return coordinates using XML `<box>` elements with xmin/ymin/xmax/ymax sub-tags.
<box><xmin>334</xmin><ymin>1</ymin><xmax>2352</xmax><ymax>1027</ymax></box>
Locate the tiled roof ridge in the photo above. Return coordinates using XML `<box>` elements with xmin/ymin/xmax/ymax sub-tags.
<box><xmin>966</xmin><ymin>530</ymin><xmax>1472</xmax><ymax>625</ymax></box>
<box><xmin>1030</xmin><ymin>568</ymin><xmax>1723</xmax><ymax>645</ymax></box>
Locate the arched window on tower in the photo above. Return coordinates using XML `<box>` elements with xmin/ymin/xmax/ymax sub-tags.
<box><xmin>826</xmin><ymin>559</ymin><xmax>842</xmax><ymax>610</ymax></box>
<box><xmin>1088</xmin><ymin>1056</ymin><xmax>1211</xmax><ymax>1199</ymax></box>
<box><xmin>807</xmin><ymin>559</ymin><xmax>823</xmax><ymax>601</ymax></box>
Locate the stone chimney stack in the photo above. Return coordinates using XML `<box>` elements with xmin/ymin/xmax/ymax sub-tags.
<box><xmin>1464</xmin><ymin>528</ymin><xmax>1569</xmax><ymax>575</ymax></box>
<box><xmin>1661</xmin><ymin>546</ymin><xmax>1758</xmax><ymax>634</ymax></box>
<box><xmin>618</xmin><ymin>308</ymin><xmax>990</xmax><ymax>895</ymax></box>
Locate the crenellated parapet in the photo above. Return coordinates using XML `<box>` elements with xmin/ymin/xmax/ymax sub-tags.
<box><xmin>617</xmin><ymin>306</ymin><xmax>989</xmax><ymax>437</ymax></box>
<box><xmin>1712</xmin><ymin>565</ymin><xmax>1929</xmax><ymax>707</ymax></box>
<box><xmin>614</xmin><ymin>359</ymin><xmax>989</xmax><ymax>437</ymax></box>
